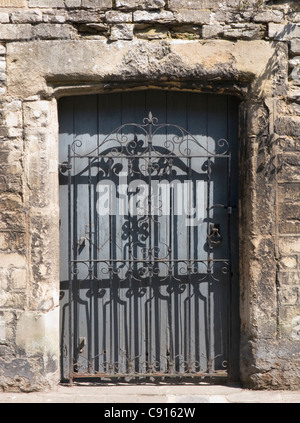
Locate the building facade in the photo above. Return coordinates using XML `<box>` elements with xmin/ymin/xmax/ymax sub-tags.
<box><xmin>0</xmin><ymin>0</ymin><xmax>300</xmax><ymax>391</ymax></box>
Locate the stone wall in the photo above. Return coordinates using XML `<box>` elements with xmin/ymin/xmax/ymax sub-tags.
<box><xmin>0</xmin><ymin>0</ymin><xmax>299</xmax><ymax>391</ymax></box>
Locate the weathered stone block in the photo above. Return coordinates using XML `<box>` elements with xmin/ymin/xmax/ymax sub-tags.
<box><xmin>133</xmin><ymin>10</ymin><xmax>175</xmax><ymax>23</ymax></box>
<box><xmin>29</xmin><ymin>0</ymin><xmax>64</xmax><ymax>7</ymax></box>
<box><xmin>116</xmin><ymin>0</ymin><xmax>165</xmax><ymax>8</ymax></box>
<box><xmin>202</xmin><ymin>24</ymin><xmax>223</xmax><ymax>39</ymax></box>
<box><xmin>0</xmin><ymin>25</ymin><xmax>32</xmax><ymax>42</ymax></box>
<box><xmin>275</xmin><ymin>116</ymin><xmax>300</xmax><ymax>137</ymax></box>
<box><xmin>11</xmin><ymin>268</ymin><xmax>27</xmax><ymax>290</ymax></box>
<box><xmin>224</xmin><ymin>23</ymin><xmax>263</xmax><ymax>40</ymax></box>
<box><xmin>82</xmin><ymin>0</ymin><xmax>112</xmax><ymax>8</ymax></box>
<box><xmin>279</xmin><ymin>203</ymin><xmax>300</xmax><ymax>234</ymax></box>
<box><xmin>32</xmin><ymin>24</ymin><xmax>75</xmax><ymax>40</ymax></box>
<box><xmin>291</xmin><ymin>39</ymin><xmax>300</xmax><ymax>55</ymax></box>
<box><xmin>0</xmin><ymin>316</ymin><xmax>5</xmax><ymax>342</ymax></box>
<box><xmin>0</xmin><ymin>14</ymin><xmax>9</xmax><ymax>24</ymax></box>
<box><xmin>168</xmin><ymin>0</ymin><xmax>216</xmax><ymax>9</ymax></box>
<box><xmin>0</xmin><ymin>0</ymin><xmax>25</xmax><ymax>6</ymax></box>
<box><xmin>277</xmin><ymin>154</ymin><xmax>300</xmax><ymax>182</ymax></box>
<box><xmin>16</xmin><ymin>310</ymin><xmax>59</xmax><ymax>357</ymax></box>
<box><xmin>43</xmin><ymin>12</ymin><xmax>67</xmax><ymax>24</ymax></box>
<box><xmin>110</xmin><ymin>23</ymin><xmax>134</xmax><ymax>40</ymax></box>
<box><xmin>11</xmin><ymin>11</ymin><xmax>43</xmax><ymax>24</ymax></box>
<box><xmin>105</xmin><ymin>11</ymin><xmax>132</xmax><ymax>23</ymax></box>
<box><xmin>23</xmin><ymin>101</ymin><xmax>50</xmax><ymax>128</ymax></box>
<box><xmin>136</xmin><ymin>26</ymin><xmax>168</xmax><ymax>39</ymax></box>
<box><xmin>279</xmin><ymin>255</ymin><xmax>298</xmax><ymax>270</ymax></box>
<box><xmin>253</xmin><ymin>10</ymin><xmax>283</xmax><ymax>23</ymax></box>
<box><xmin>175</xmin><ymin>10</ymin><xmax>210</xmax><ymax>25</ymax></box>
<box><xmin>269</xmin><ymin>23</ymin><xmax>300</xmax><ymax>41</ymax></box>
<box><xmin>66</xmin><ymin>10</ymin><xmax>104</xmax><ymax>23</ymax></box>
<box><xmin>2</xmin><ymin>110</ymin><xmax>22</xmax><ymax>128</ymax></box>
<box><xmin>278</xmin><ymin>183</ymin><xmax>300</xmax><ymax>202</ymax></box>
<box><xmin>279</xmin><ymin>237</ymin><xmax>300</xmax><ymax>255</ymax></box>
<box><xmin>65</xmin><ymin>0</ymin><xmax>81</xmax><ymax>6</ymax></box>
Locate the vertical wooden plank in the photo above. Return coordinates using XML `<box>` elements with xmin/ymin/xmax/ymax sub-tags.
<box><xmin>75</xmin><ymin>95</ymin><xmax>99</xmax><ymax>373</ymax></box>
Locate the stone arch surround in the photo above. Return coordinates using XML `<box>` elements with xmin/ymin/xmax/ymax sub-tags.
<box><xmin>1</xmin><ymin>36</ymin><xmax>299</xmax><ymax>391</ymax></box>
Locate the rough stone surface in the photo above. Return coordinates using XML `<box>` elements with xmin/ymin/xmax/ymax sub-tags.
<box><xmin>0</xmin><ymin>0</ymin><xmax>299</xmax><ymax>393</ymax></box>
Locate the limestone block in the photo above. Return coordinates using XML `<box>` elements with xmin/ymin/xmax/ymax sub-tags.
<box><xmin>133</xmin><ymin>10</ymin><xmax>175</xmax><ymax>23</ymax></box>
<box><xmin>291</xmin><ymin>317</ymin><xmax>300</xmax><ymax>340</ymax></box>
<box><xmin>16</xmin><ymin>309</ymin><xmax>59</xmax><ymax>357</ymax></box>
<box><xmin>279</xmin><ymin>237</ymin><xmax>300</xmax><ymax>255</ymax></box>
<box><xmin>29</xmin><ymin>0</ymin><xmax>65</xmax><ymax>7</ymax></box>
<box><xmin>116</xmin><ymin>0</ymin><xmax>165</xmax><ymax>9</ymax></box>
<box><xmin>0</xmin><ymin>57</ymin><xmax>5</xmax><ymax>83</ymax></box>
<box><xmin>275</xmin><ymin>116</ymin><xmax>300</xmax><ymax>137</ymax></box>
<box><xmin>0</xmin><ymin>316</ymin><xmax>5</xmax><ymax>342</ymax></box>
<box><xmin>2</xmin><ymin>110</ymin><xmax>22</xmax><ymax>128</ymax></box>
<box><xmin>253</xmin><ymin>10</ymin><xmax>283</xmax><ymax>23</ymax></box>
<box><xmin>32</xmin><ymin>24</ymin><xmax>75</xmax><ymax>40</ymax></box>
<box><xmin>0</xmin><ymin>0</ymin><xmax>26</xmax><ymax>6</ymax></box>
<box><xmin>23</xmin><ymin>101</ymin><xmax>50</xmax><ymax>128</ymax></box>
<box><xmin>202</xmin><ymin>24</ymin><xmax>223</xmax><ymax>39</ymax></box>
<box><xmin>6</xmin><ymin>39</ymin><xmax>278</xmax><ymax>98</ymax></box>
<box><xmin>168</xmin><ymin>0</ymin><xmax>216</xmax><ymax>9</ymax></box>
<box><xmin>0</xmin><ymin>24</ymin><xmax>32</xmax><ymax>42</ymax></box>
<box><xmin>136</xmin><ymin>26</ymin><xmax>168</xmax><ymax>40</ymax></box>
<box><xmin>43</xmin><ymin>13</ymin><xmax>67</xmax><ymax>24</ymax></box>
<box><xmin>175</xmin><ymin>10</ymin><xmax>210</xmax><ymax>25</ymax></box>
<box><xmin>277</xmin><ymin>154</ymin><xmax>300</xmax><ymax>183</ymax></box>
<box><xmin>291</xmin><ymin>39</ymin><xmax>300</xmax><ymax>55</ymax></box>
<box><xmin>289</xmin><ymin>13</ymin><xmax>300</xmax><ymax>23</ymax></box>
<box><xmin>290</xmin><ymin>65</ymin><xmax>300</xmax><ymax>86</ymax></box>
<box><xmin>66</xmin><ymin>10</ymin><xmax>104</xmax><ymax>23</ymax></box>
<box><xmin>269</xmin><ymin>23</ymin><xmax>300</xmax><ymax>41</ymax></box>
<box><xmin>224</xmin><ymin>23</ymin><xmax>262</xmax><ymax>40</ymax></box>
<box><xmin>105</xmin><ymin>11</ymin><xmax>133</xmax><ymax>23</ymax></box>
<box><xmin>0</xmin><ymin>14</ymin><xmax>9</xmax><ymax>24</ymax></box>
<box><xmin>82</xmin><ymin>0</ymin><xmax>112</xmax><ymax>8</ymax></box>
<box><xmin>11</xmin><ymin>268</ymin><xmax>27</xmax><ymax>290</ymax></box>
<box><xmin>0</xmin><ymin>253</ymin><xmax>26</xmax><ymax>268</ymax></box>
<box><xmin>65</xmin><ymin>0</ymin><xmax>81</xmax><ymax>6</ymax></box>
<box><xmin>279</xmin><ymin>203</ymin><xmax>300</xmax><ymax>234</ymax></box>
<box><xmin>280</xmin><ymin>256</ymin><xmax>298</xmax><ymax>270</ymax></box>
<box><xmin>278</xmin><ymin>183</ymin><xmax>300</xmax><ymax>202</ymax></box>
<box><xmin>110</xmin><ymin>23</ymin><xmax>134</xmax><ymax>40</ymax></box>
<box><xmin>11</xmin><ymin>11</ymin><xmax>43</xmax><ymax>24</ymax></box>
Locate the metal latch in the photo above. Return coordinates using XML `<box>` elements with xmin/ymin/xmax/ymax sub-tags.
<box><xmin>59</xmin><ymin>162</ymin><xmax>72</xmax><ymax>173</ymax></box>
<box><xmin>208</xmin><ymin>223</ymin><xmax>222</xmax><ymax>246</ymax></box>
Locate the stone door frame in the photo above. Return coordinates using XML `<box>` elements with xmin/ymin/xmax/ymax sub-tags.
<box><xmin>5</xmin><ymin>38</ymin><xmax>285</xmax><ymax>390</ymax></box>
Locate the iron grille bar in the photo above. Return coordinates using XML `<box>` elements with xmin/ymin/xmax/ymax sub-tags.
<box><xmin>207</xmin><ymin>157</ymin><xmax>212</xmax><ymax>374</ymax></box>
<box><xmin>67</xmin><ymin>144</ymin><xmax>73</xmax><ymax>383</ymax></box>
<box><xmin>69</xmin><ymin>154</ymin><xmax>231</xmax><ymax>159</ymax></box>
<box><xmin>70</xmin><ymin>371</ymin><xmax>228</xmax><ymax>380</ymax></box>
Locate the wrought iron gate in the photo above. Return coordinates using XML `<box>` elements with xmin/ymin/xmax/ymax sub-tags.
<box><xmin>59</xmin><ymin>92</ymin><xmax>239</xmax><ymax>383</ymax></box>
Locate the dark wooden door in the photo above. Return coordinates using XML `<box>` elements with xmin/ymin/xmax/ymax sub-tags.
<box><xmin>59</xmin><ymin>90</ymin><xmax>239</xmax><ymax>382</ymax></box>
